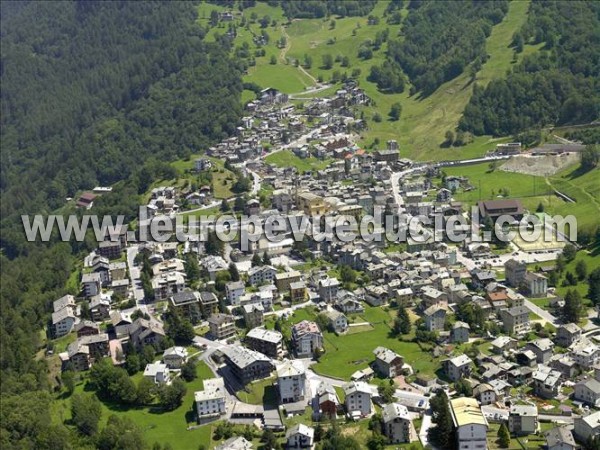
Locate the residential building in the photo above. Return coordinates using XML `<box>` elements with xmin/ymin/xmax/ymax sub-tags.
<box><xmin>195</xmin><ymin>377</ymin><xmax>227</xmax><ymax>419</ymax></box>
<box><xmin>509</xmin><ymin>405</ymin><xmax>538</xmax><ymax>435</ymax></box>
<box><xmin>247</xmin><ymin>265</ymin><xmax>277</xmax><ymax>286</ymax></box>
<box><xmin>143</xmin><ymin>362</ymin><xmax>170</xmax><ymax>384</ymax></box>
<box><xmin>570</xmin><ymin>338</ymin><xmax>600</xmax><ymax>369</ymax></box>
<box><xmin>170</xmin><ymin>291</ymin><xmax>201</xmax><ymax>323</ymax></box>
<box><xmin>373</xmin><ymin>346</ymin><xmax>404</xmax><ymax>378</ymax></box>
<box><xmin>505</xmin><ymin>259</ymin><xmax>527</xmax><ymax>288</ymax></box>
<box><xmin>225</xmin><ymin>281</ymin><xmax>245</xmax><ymax>306</ymax></box>
<box><xmin>53</xmin><ymin>295</ymin><xmax>76</xmax><ymax>313</ymax></box>
<box><xmin>276</xmin><ymin>360</ymin><xmax>306</xmax><ymax>403</ymax></box>
<box><xmin>473</xmin><ymin>383</ymin><xmax>497</xmax><ymax>406</ymax></box>
<box><xmin>215</xmin><ymin>437</ymin><xmax>252</xmax><ymax>450</ymax></box>
<box><xmin>242</xmin><ymin>303</ymin><xmax>264</xmax><ymax>329</ymax></box>
<box><xmin>199</xmin><ymin>291</ymin><xmax>219</xmax><ymax>318</ymax></box>
<box><xmin>297</xmin><ymin>192</ymin><xmax>327</xmax><ymax>216</ymax></box>
<box><xmin>490</xmin><ymin>336</ymin><xmax>518</xmax><ymax>354</ymax></box>
<box><xmin>525</xmin><ymin>272</ymin><xmax>548</xmax><ymax>298</ymax></box>
<box><xmin>52</xmin><ymin>307</ymin><xmax>78</xmax><ymax>338</ymax></box>
<box><xmin>324</xmin><ymin>310</ymin><xmax>348</xmax><ymax>333</ymax></box>
<box><xmin>75</xmin><ymin>320</ymin><xmax>99</xmax><ymax>337</ymax></box>
<box><xmin>289</xmin><ymin>281</ymin><xmax>307</xmax><ymax>303</ymax></box>
<box><xmin>275</xmin><ymin>271</ymin><xmax>301</xmax><ymax>292</ymax></box>
<box><xmin>525</xmin><ymin>338</ymin><xmax>554</xmax><ymax>364</ymax></box>
<box><xmin>449</xmin><ymin>397</ymin><xmax>488</xmax><ymax>450</ymax></box>
<box><xmin>545</xmin><ymin>426</ymin><xmax>577</xmax><ymax>450</ymax></box>
<box><xmin>208</xmin><ymin>314</ymin><xmax>236</xmax><ymax>340</ymax></box>
<box><xmin>286</xmin><ymin>424</ymin><xmax>314</xmax><ymax>449</ymax></box>
<box><xmin>424</xmin><ymin>304</ymin><xmax>446</xmax><ymax>332</ymax></box>
<box><xmin>245</xmin><ymin>327</ymin><xmax>284</xmax><ymax>359</ymax></box>
<box><xmin>89</xmin><ymin>296</ymin><xmax>110</xmax><ymax>321</ymax></box>
<box><xmin>319</xmin><ymin>278</ymin><xmax>340</xmax><ymax>302</ymax></box>
<box><xmin>82</xmin><ymin>273</ymin><xmax>102</xmax><ymax>298</ymax></box>
<box><xmin>292</xmin><ymin>320</ymin><xmax>323</xmax><ymax>358</ymax></box>
<box><xmin>532</xmin><ymin>366</ymin><xmax>562</xmax><ymax>399</ymax></box>
<box><xmin>499</xmin><ymin>306</ymin><xmax>530</xmax><ymax>335</ymax></box>
<box><xmin>574</xmin><ymin>378</ymin><xmax>600</xmax><ymax>407</ymax></box>
<box><xmin>556</xmin><ymin>323</ymin><xmax>583</xmax><ymax>348</ymax></box>
<box><xmin>443</xmin><ymin>354</ymin><xmax>472</xmax><ymax>382</ymax></box>
<box><xmin>382</xmin><ymin>403</ymin><xmax>417</xmax><ymax>444</ymax></box>
<box><xmin>344</xmin><ymin>381</ymin><xmax>373</xmax><ymax>417</ymax></box>
<box><xmin>129</xmin><ymin>318</ymin><xmax>166</xmax><ymax>349</ymax></box>
<box><xmin>574</xmin><ymin>411</ymin><xmax>600</xmax><ymax>443</ymax></box>
<box><xmin>64</xmin><ymin>341</ymin><xmax>91</xmax><ymax>371</ymax></box>
<box><xmin>452</xmin><ymin>321</ymin><xmax>470</xmax><ymax>343</ymax></box>
<box><xmin>163</xmin><ymin>346</ymin><xmax>188</xmax><ymax>369</ymax></box>
<box><xmin>152</xmin><ymin>272</ymin><xmax>185</xmax><ymax>300</ymax></box>
<box><xmin>222</xmin><ymin>346</ymin><xmax>273</xmax><ymax>385</ymax></box>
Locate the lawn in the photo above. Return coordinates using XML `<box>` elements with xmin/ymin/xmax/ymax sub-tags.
<box><xmin>547</xmin><ymin>166</ymin><xmax>600</xmax><ymax>233</ymax></box>
<box><xmin>52</xmin><ymin>361</ymin><xmax>217</xmax><ymax>450</ymax></box>
<box><xmin>264</xmin><ymin>150</ymin><xmax>332</xmax><ymax>173</ymax></box>
<box><xmin>443</xmin><ymin>163</ymin><xmax>548</xmax><ymax>206</ymax></box>
<box><xmin>237</xmin><ymin>376</ymin><xmax>277</xmax><ymax>405</ymax></box>
<box><xmin>312</xmin><ymin>306</ymin><xmax>439</xmax><ymax>380</ymax></box>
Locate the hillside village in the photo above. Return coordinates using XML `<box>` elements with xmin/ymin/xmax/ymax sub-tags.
<box><xmin>50</xmin><ymin>79</ymin><xmax>600</xmax><ymax>450</ymax></box>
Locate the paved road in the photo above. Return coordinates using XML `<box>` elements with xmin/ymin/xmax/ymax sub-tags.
<box><xmin>126</xmin><ymin>245</ymin><xmax>147</xmax><ymax>313</ymax></box>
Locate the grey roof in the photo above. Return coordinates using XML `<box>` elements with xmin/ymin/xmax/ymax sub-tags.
<box><xmin>545</xmin><ymin>427</ymin><xmax>576</xmax><ymax>448</ymax></box>
<box><xmin>382</xmin><ymin>402</ymin><xmax>411</xmax><ymax>422</ymax></box>
<box><xmin>578</xmin><ymin>378</ymin><xmax>600</xmax><ymax>394</ymax></box>
<box><xmin>246</xmin><ymin>327</ymin><xmax>283</xmax><ymax>344</ymax></box>
<box><xmin>373</xmin><ymin>346</ymin><xmax>402</xmax><ymax>364</ymax></box>
<box><xmin>510</xmin><ymin>405</ymin><xmax>538</xmax><ymax>416</ymax></box>
<box><xmin>222</xmin><ymin>346</ymin><xmax>272</xmax><ymax>370</ymax></box>
<box><xmin>170</xmin><ymin>290</ymin><xmax>199</xmax><ymax>305</ymax></box>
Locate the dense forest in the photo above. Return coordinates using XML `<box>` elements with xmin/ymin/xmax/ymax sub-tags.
<box><xmin>459</xmin><ymin>0</ymin><xmax>600</xmax><ymax>136</ymax></box>
<box><xmin>0</xmin><ymin>2</ymin><xmax>243</xmax><ymax>447</ymax></box>
<box><xmin>280</xmin><ymin>0</ymin><xmax>378</xmax><ymax>19</ymax></box>
<box><xmin>371</xmin><ymin>0</ymin><xmax>508</xmax><ymax>96</ymax></box>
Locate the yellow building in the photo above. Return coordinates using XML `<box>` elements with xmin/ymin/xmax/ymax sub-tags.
<box><xmin>297</xmin><ymin>192</ymin><xmax>328</xmax><ymax>216</ymax></box>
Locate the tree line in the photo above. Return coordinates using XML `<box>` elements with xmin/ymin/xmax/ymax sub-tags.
<box><xmin>459</xmin><ymin>0</ymin><xmax>600</xmax><ymax>136</ymax></box>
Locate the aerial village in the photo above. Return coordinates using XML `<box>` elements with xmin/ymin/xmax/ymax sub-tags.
<box><xmin>57</xmin><ymin>79</ymin><xmax>598</xmax><ymax>450</ymax></box>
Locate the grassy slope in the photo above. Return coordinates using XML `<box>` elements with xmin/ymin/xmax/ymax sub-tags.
<box><xmin>264</xmin><ymin>149</ymin><xmax>332</xmax><ymax>172</ymax></box>
<box><xmin>547</xmin><ymin>166</ymin><xmax>600</xmax><ymax>232</ymax></box>
<box><xmin>52</xmin><ymin>362</ymin><xmax>216</xmax><ymax>449</ymax></box>
<box><xmin>198</xmin><ymin>1</ymin><xmax>536</xmax><ymax>161</ymax></box>
<box><xmin>443</xmin><ymin>162</ymin><xmax>549</xmax><ymax>205</ymax></box>
<box><xmin>286</xmin><ymin>0</ymin><xmax>534</xmax><ymax>160</ymax></box>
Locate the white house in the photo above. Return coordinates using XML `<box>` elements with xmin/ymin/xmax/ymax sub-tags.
<box><xmin>195</xmin><ymin>377</ymin><xmax>227</xmax><ymax>419</ymax></box>
<box><xmin>382</xmin><ymin>403</ymin><xmax>417</xmax><ymax>444</ymax></box>
<box><xmin>276</xmin><ymin>360</ymin><xmax>306</xmax><ymax>404</ymax></box>
<box><xmin>143</xmin><ymin>362</ymin><xmax>170</xmax><ymax>384</ymax></box>
<box><xmin>163</xmin><ymin>346</ymin><xmax>188</xmax><ymax>369</ymax></box>
<box><xmin>286</xmin><ymin>424</ymin><xmax>314</xmax><ymax>449</ymax></box>
<box><xmin>225</xmin><ymin>281</ymin><xmax>245</xmax><ymax>306</ymax></box>
<box><xmin>247</xmin><ymin>265</ymin><xmax>277</xmax><ymax>286</ymax></box>
<box><xmin>324</xmin><ymin>310</ymin><xmax>348</xmax><ymax>333</ymax></box>
<box><xmin>574</xmin><ymin>411</ymin><xmax>600</xmax><ymax>443</ymax></box>
<box><xmin>450</xmin><ymin>397</ymin><xmax>488</xmax><ymax>450</ymax></box>
<box><xmin>344</xmin><ymin>381</ymin><xmax>373</xmax><ymax>418</ymax></box>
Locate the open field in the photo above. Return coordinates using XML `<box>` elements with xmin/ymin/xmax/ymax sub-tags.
<box><xmin>264</xmin><ymin>149</ymin><xmax>332</xmax><ymax>172</ymax></box>
<box><xmin>52</xmin><ymin>362</ymin><xmax>216</xmax><ymax>449</ymax></box>
<box><xmin>311</xmin><ymin>306</ymin><xmax>439</xmax><ymax>380</ymax></box>
<box><xmin>547</xmin><ymin>166</ymin><xmax>600</xmax><ymax>232</ymax></box>
<box><xmin>443</xmin><ymin>162</ymin><xmax>549</xmax><ymax>205</ymax></box>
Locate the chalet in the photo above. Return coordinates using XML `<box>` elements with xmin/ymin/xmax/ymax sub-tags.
<box><xmin>286</xmin><ymin>424</ymin><xmax>314</xmax><ymax>449</ymax></box>
<box><xmin>443</xmin><ymin>354</ymin><xmax>472</xmax><ymax>382</ymax></box>
<box><xmin>373</xmin><ymin>346</ymin><xmax>404</xmax><ymax>378</ymax></box>
<box><xmin>344</xmin><ymin>381</ymin><xmax>373</xmax><ymax>417</ymax></box>
<box><xmin>163</xmin><ymin>346</ymin><xmax>188</xmax><ymax>369</ymax></box>
<box><xmin>382</xmin><ymin>403</ymin><xmax>417</xmax><ymax>444</ymax></box>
